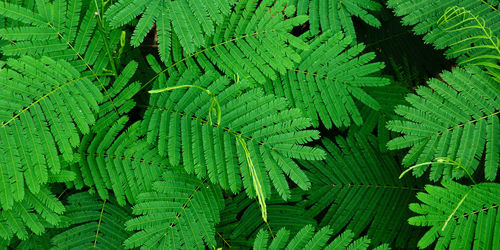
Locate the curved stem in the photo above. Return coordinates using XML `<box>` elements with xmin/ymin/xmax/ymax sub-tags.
<box><xmin>399</xmin><ymin>157</ymin><xmax>476</xmax><ymax>184</ymax></box>
<box><xmin>149</xmin><ymin>85</ymin><xmax>221</xmax><ymax>125</ymax></box>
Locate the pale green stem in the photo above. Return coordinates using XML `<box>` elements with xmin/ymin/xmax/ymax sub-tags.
<box><xmin>237</xmin><ymin>135</ymin><xmax>267</xmax><ymax>222</ymax></box>
<box><xmin>149</xmin><ymin>85</ymin><xmax>221</xmax><ymax>125</ymax></box>
<box><xmin>442</xmin><ymin>189</ymin><xmax>472</xmax><ymax>231</ymax></box>
<box><xmin>399</xmin><ymin>157</ymin><xmax>476</xmax><ymax>184</ymax></box>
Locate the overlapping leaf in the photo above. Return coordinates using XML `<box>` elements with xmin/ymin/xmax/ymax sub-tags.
<box><xmin>69</xmin><ymin>61</ymin><xmax>166</xmax><ymax>205</ymax></box>
<box><xmin>300</xmin><ymin>133</ymin><xmax>422</xmax><ymax>248</ymax></box>
<box><xmin>290</xmin><ymin>0</ymin><xmax>382</xmax><ymax>39</ymax></box>
<box><xmin>0</xmin><ymin>0</ymin><xmax>120</xmax><ymax>73</ymax></box>
<box><xmin>0</xmin><ymin>56</ymin><xmax>102</xmax><ymax>209</ymax></box>
<box><xmin>124</xmin><ymin>170</ymin><xmax>224</xmax><ymax>249</ymax></box>
<box><xmin>105</xmin><ymin>0</ymin><xmax>235</xmax><ymax>56</ymax></box>
<box><xmin>388</xmin><ymin>0</ymin><xmax>500</xmax><ymax>69</ymax></box>
<box><xmin>264</xmin><ymin>31</ymin><xmax>390</xmax><ymax>129</ymax></box>
<box><xmin>387</xmin><ymin>66</ymin><xmax>500</xmax><ymax>181</ymax></box>
<box><xmin>409</xmin><ymin>182</ymin><xmax>500</xmax><ymax>249</ymax></box>
<box><xmin>143</xmin><ymin>64</ymin><xmax>325</xmax><ymax>203</ymax></box>
<box><xmin>51</xmin><ymin>192</ymin><xmax>132</xmax><ymax>249</ymax></box>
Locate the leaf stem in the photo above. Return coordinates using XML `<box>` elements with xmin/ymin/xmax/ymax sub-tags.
<box><xmin>399</xmin><ymin>157</ymin><xmax>476</xmax><ymax>184</ymax></box>
<box><xmin>442</xmin><ymin>188</ymin><xmax>471</xmax><ymax>231</ymax></box>
<box><xmin>237</xmin><ymin>135</ymin><xmax>268</xmax><ymax>223</ymax></box>
<box><xmin>149</xmin><ymin>85</ymin><xmax>221</xmax><ymax>125</ymax></box>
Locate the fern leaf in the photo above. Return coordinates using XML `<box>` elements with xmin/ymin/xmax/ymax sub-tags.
<box><xmin>291</xmin><ymin>0</ymin><xmax>381</xmax><ymax>38</ymax></box>
<box><xmin>130</xmin><ymin>0</ymin><xmax>161</xmax><ymax>47</ymax></box>
<box><xmin>0</xmin><ymin>0</ymin><xmax>119</xmax><ymax>75</ymax></box>
<box><xmin>388</xmin><ymin>0</ymin><xmax>500</xmax><ymax>70</ymax></box>
<box><xmin>124</xmin><ymin>170</ymin><xmax>224</xmax><ymax>249</ymax></box>
<box><xmin>300</xmin><ymin>133</ymin><xmax>422</xmax><ymax>248</ymax></box>
<box><xmin>105</xmin><ymin>0</ymin><xmax>149</xmax><ymax>28</ymax></box>
<box><xmin>74</xmin><ymin>119</ymin><xmax>168</xmax><ymax>206</ymax></box>
<box><xmin>409</xmin><ymin>182</ymin><xmax>500</xmax><ymax>249</ymax></box>
<box><xmin>0</xmin><ymin>27</ymin><xmax>57</xmax><ymax>40</ymax></box>
<box><xmin>120</xmin><ymin>0</ymin><xmax>308</xmax><ymax>86</ymax></box>
<box><xmin>217</xmin><ymin>192</ymin><xmax>316</xmax><ymax>248</ymax></box>
<box><xmin>144</xmin><ymin>65</ymin><xmax>324</xmax><ymax>204</ymax></box>
<box><xmin>264</xmin><ymin>31</ymin><xmax>390</xmax><ymax>128</ymax></box>
<box><xmin>0</xmin><ymin>2</ymin><xmax>47</xmax><ymax>26</ymax></box>
<box><xmin>0</xmin><ymin>56</ymin><xmax>103</xmax><ymax>209</ymax></box>
<box><xmin>387</xmin><ymin>66</ymin><xmax>500</xmax><ymax>181</ymax></box>
<box><xmin>436</xmin><ymin>6</ymin><xmax>500</xmax><ymax>70</ymax></box>
<box><xmin>66</xmin><ymin>60</ymin><xmax>165</xmax><ymax>205</ymax></box>
<box><xmin>0</xmin><ymin>186</ymin><xmax>66</xmax><ymax>241</ymax></box>
<box><xmin>50</xmin><ymin>192</ymin><xmax>132</xmax><ymax>249</ymax></box>
<box><xmin>105</xmin><ymin>0</ymin><xmax>235</xmax><ymax>56</ymax></box>
<box><xmin>254</xmin><ymin>225</ymin><xmax>389</xmax><ymax>250</ymax></box>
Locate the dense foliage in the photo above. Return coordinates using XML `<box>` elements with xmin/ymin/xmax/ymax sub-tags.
<box><xmin>0</xmin><ymin>0</ymin><xmax>498</xmax><ymax>249</ymax></box>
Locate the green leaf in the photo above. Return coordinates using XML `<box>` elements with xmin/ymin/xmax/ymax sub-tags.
<box><xmin>124</xmin><ymin>170</ymin><xmax>224</xmax><ymax>249</ymax></box>
<box><xmin>409</xmin><ymin>182</ymin><xmax>500</xmax><ymax>249</ymax></box>
<box><xmin>387</xmin><ymin>66</ymin><xmax>500</xmax><ymax>181</ymax></box>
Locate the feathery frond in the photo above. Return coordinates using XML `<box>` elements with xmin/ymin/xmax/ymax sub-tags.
<box><xmin>0</xmin><ymin>0</ymin><xmax>120</xmax><ymax>73</ymax></box>
<box><xmin>388</xmin><ymin>0</ymin><xmax>500</xmax><ymax>69</ymax></box>
<box><xmin>289</xmin><ymin>0</ymin><xmax>382</xmax><ymax>38</ymax></box>
<box><xmin>409</xmin><ymin>181</ymin><xmax>500</xmax><ymax>249</ymax></box>
<box><xmin>50</xmin><ymin>192</ymin><xmax>132</xmax><ymax>249</ymax></box>
<box><xmin>73</xmin><ymin>119</ymin><xmax>168</xmax><ymax>206</ymax></box>
<box><xmin>253</xmin><ymin>225</ymin><xmax>390</xmax><ymax>250</ymax></box>
<box><xmin>300</xmin><ymin>133</ymin><xmax>422</xmax><ymax>248</ymax></box>
<box><xmin>0</xmin><ymin>56</ymin><xmax>102</xmax><ymax>209</ymax></box>
<box><xmin>0</xmin><ymin>186</ymin><xmax>66</xmax><ymax>241</ymax></box>
<box><xmin>132</xmin><ymin>0</ymin><xmax>308</xmax><ymax>86</ymax></box>
<box><xmin>143</xmin><ymin>65</ymin><xmax>324</xmax><ymax>203</ymax></box>
<box><xmin>0</xmin><ymin>0</ymin><xmax>497</xmax><ymax>249</ymax></box>
<box><xmin>124</xmin><ymin>170</ymin><xmax>224</xmax><ymax>249</ymax></box>
<box><xmin>437</xmin><ymin>6</ymin><xmax>500</xmax><ymax>70</ymax></box>
<box><xmin>264</xmin><ymin>31</ymin><xmax>390</xmax><ymax>129</ymax></box>
<box><xmin>387</xmin><ymin>66</ymin><xmax>500</xmax><ymax>181</ymax></box>
<box><xmin>105</xmin><ymin>0</ymin><xmax>235</xmax><ymax>55</ymax></box>
<box><xmin>68</xmin><ymin>60</ymin><xmax>166</xmax><ymax>205</ymax></box>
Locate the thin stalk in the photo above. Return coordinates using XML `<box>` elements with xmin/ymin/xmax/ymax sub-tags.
<box><xmin>399</xmin><ymin>157</ymin><xmax>476</xmax><ymax>184</ymax></box>
<box><xmin>149</xmin><ymin>85</ymin><xmax>221</xmax><ymax>125</ymax></box>
<box><xmin>93</xmin><ymin>0</ymin><xmax>118</xmax><ymax>76</ymax></box>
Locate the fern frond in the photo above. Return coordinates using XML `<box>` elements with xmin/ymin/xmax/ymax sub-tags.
<box><xmin>89</xmin><ymin>60</ymin><xmax>142</xmax><ymax>130</ymax></box>
<box><xmin>409</xmin><ymin>181</ymin><xmax>500</xmax><ymax>249</ymax></box>
<box><xmin>63</xmin><ymin>60</ymin><xmax>165</xmax><ymax>205</ymax></box>
<box><xmin>437</xmin><ymin>6</ymin><xmax>500</xmax><ymax>70</ymax></box>
<box><xmin>216</xmin><ymin>192</ymin><xmax>316</xmax><ymax>248</ymax></box>
<box><xmin>143</xmin><ymin>65</ymin><xmax>324</xmax><ymax>205</ymax></box>
<box><xmin>0</xmin><ymin>0</ymin><xmax>120</xmax><ymax>74</ymax></box>
<box><xmin>290</xmin><ymin>0</ymin><xmax>382</xmax><ymax>38</ymax></box>
<box><xmin>0</xmin><ymin>56</ymin><xmax>103</xmax><ymax>209</ymax></box>
<box><xmin>387</xmin><ymin>66</ymin><xmax>500</xmax><ymax>181</ymax></box>
<box><xmin>124</xmin><ymin>170</ymin><xmax>224</xmax><ymax>249</ymax></box>
<box><xmin>264</xmin><ymin>31</ymin><xmax>390</xmax><ymax>128</ymax></box>
<box><xmin>388</xmin><ymin>0</ymin><xmax>500</xmax><ymax>69</ymax></box>
<box><xmin>0</xmin><ymin>2</ymin><xmax>47</xmax><ymax>26</ymax></box>
<box><xmin>0</xmin><ymin>186</ymin><xmax>66</xmax><ymax>241</ymax></box>
<box><xmin>123</xmin><ymin>0</ymin><xmax>308</xmax><ymax>86</ymax></box>
<box><xmin>300</xmin><ymin>133</ymin><xmax>422</xmax><ymax>248</ymax></box>
<box><xmin>196</xmin><ymin>0</ymin><xmax>308</xmax><ymax>84</ymax></box>
<box><xmin>253</xmin><ymin>225</ymin><xmax>390</xmax><ymax>250</ymax></box>
<box><xmin>50</xmin><ymin>192</ymin><xmax>132</xmax><ymax>249</ymax></box>
<box><xmin>73</xmin><ymin>119</ymin><xmax>168</xmax><ymax>206</ymax></box>
<box><xmin>105</xmin><ymin>0</ymin><xmax>235</xmax><ymax>55</ymax></box>
<box><xmin>349</xmin><ymin>83</ymin><xmax>409</xmax><ymax>152</ymax></box>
